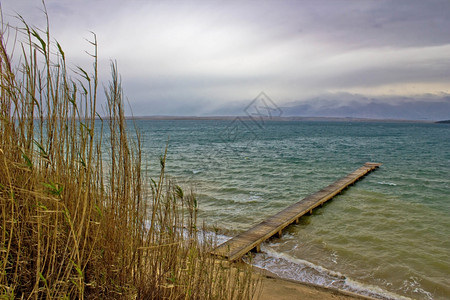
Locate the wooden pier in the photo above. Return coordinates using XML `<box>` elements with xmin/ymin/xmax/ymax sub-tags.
<box><xmin>211</xmin><ymin>162</ymin><xmax>382</xmax><ymax>261</ymax></box>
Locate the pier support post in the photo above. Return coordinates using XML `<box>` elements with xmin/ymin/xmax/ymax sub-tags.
<box><xmin>210</xmin><ymin>162</ymin><xmax>382</xmax><ymax>261</ymax></box>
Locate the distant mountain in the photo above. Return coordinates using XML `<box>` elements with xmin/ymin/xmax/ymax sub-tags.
<box><xmin>436</xmin><ymin>120</ymin><xmax>450</xmax><ymax>124</ymax></box>
<box><xmin>282</xmin><ymin>93</ymin><xmax>450</xmax><ymax>121</ymax></box>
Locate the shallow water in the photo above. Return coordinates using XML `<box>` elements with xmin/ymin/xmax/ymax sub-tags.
<box><xmin>135</xmin><ymin>120</ymin><xmax>449</xmax><ymax>300</ymax></box>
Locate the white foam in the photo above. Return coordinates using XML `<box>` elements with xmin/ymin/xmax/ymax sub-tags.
<box><xmin>147</xmin><ymin>228</ymin><xmax>416</xmax><ymax>300</ymax></box>
<box><xmin>249</xmin><ymin>245</ymin><xmax>412</xmax><ymax>300</ymax></box>
<box><xmin>377</xmin><ymin>181</ymin><xmax>397</xmax><ymax>186</ymax></box>
<box><xmin>345</xmin><ymin>277</ymin><xmax>411</xmax><ymax>300</ymax></box>
<box><xmin>401</xmin><ymin>277</ymin><xmax>433</xmax><ymax>300</ymax></box>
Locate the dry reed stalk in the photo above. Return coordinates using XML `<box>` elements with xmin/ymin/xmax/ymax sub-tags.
<box><xmin>0</xmin><ymin>7</ymin><xmax>259</xmax><ymax>300</ymax></box>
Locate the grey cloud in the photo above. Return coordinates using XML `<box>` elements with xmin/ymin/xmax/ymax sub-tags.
<box><xmin>283</xmin><ymin>93</ymin><xmax>450</xmax><ymax>120</ymax></box>
<box><xmin>323</xmin><ymin>57</ymin><xmax>450</xmax><ymax>89</ymax></box>
<box><xmin>274</xmin><ymin>0</ymin><xmax>450</xmax><ymax>48</ymax></box>
<box><xmin>1</xmin><ymin>0</ymin><xmax>449</xmax><ymax>118</ymax></box>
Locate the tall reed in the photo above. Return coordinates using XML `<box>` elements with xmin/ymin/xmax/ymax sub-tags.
<box><xmin>0</xmin><ymin>10</ymin><xmax>258</xmax><ymax>299</ymax></box>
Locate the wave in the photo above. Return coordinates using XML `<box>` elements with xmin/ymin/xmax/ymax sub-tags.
<box><xmin>248</xmin><ymin>245</ymin><xmax>411</xmax><ymax>300</ymax></box>
<box><xmin>377</xmin><ymin>181</ymin><xmax>397</xmax><ymax>186</ymax></box>
<box><xmin>192</xmin><ymin>169</ymin><xmax>203</xmax><ymax>174</ymax></box>
<box><xmin>199</xmin><ymin>230</ymin><xmax>433</xmax><ymax>299</ymax></box>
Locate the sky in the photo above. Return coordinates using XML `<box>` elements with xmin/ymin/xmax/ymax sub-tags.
<box><xmin>1</xmin><ymin>0</ymin><xmax>450</xmax><ymax>120</ymax></box>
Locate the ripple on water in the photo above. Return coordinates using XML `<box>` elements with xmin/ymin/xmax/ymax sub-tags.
<box><xmin>136</xmin><ymin>120</ymin><xmax>450</xmax><ymax>300</ymax></box>
<box><xmin>264</xmin><ymin>188</ymin><xmax>450</xmax><ymax>299</ymax></box>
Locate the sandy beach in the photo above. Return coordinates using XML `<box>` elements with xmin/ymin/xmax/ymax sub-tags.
<box><xmin>255</xmin><ymin>267</ymin><xmax>375</xmax><ymax>300</ymax></box>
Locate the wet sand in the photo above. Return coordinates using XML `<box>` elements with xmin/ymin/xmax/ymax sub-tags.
<box><xmin>255</xmin><ymin>267</ymin><xmax>376</xmax><ymax>300</ymax></box>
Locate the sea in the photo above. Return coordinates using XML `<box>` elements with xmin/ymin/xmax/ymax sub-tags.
<box><xmin>133</xmin><ymin>119</ymin><xmax>449</xmax><ymax>300</ymax></box>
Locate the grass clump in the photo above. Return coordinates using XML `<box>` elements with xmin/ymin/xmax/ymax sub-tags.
<box><xmin>0</xmin><ymin>10</ymin><xmax>258</xmax><ymax>299</ymax></box>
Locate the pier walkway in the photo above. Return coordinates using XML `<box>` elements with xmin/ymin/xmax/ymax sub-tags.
<box><xmin>211</xmin><ymin>162</ymin><xmax>381</xmax><ymax>261</ymax></box>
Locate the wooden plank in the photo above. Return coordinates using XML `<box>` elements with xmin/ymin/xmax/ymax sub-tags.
<box><xmin>211</xmin><ymin>162</ymin><xmax>381</xmax><ymax>261</ymax></box>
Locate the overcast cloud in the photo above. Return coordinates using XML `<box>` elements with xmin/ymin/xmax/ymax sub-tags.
<box><xmin>1</xmin><ymin>0</ymin><xmax>450</xmax><ymax>119</ymax></box>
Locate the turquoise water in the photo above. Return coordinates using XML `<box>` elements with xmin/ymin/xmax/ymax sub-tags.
<box><xmin>136</xmin><ymin>120</ymin><xmax>449</xmax><ymax>300</ymax></box>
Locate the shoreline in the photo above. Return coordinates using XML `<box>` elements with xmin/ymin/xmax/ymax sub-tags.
<box><xmin>253</xmin><ymin>265</ymin><xmax>378</xmax><ymax>300</ymax></box>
